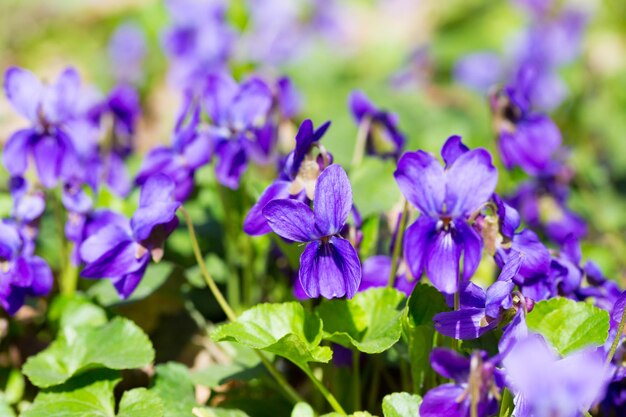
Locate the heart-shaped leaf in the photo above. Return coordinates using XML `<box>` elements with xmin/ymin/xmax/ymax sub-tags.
<box><xmin>316</xmin><ymin>288</ymin><xmax>406</xmax><ymax>353</ymax></box>
<box><xmin>211</xmin><ymin>302</ymin><xmax>332</xmax><ymax>370</ymax></box>
<box><xmin>382</xmin><ymin>392</ymin><xmax>422</xmax><ymax>417</ymax></box>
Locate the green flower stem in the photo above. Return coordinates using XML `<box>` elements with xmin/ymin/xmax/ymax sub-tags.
<box><xmin>388</xmin><ymin>199</ymin><xmax>409</xmax><ymax>288</ymax></box>
<box><xmin>606</xmin><ymin>302</ymin><xmax>626</xmax><ymax>366</ymax></box>
<box><xmin>303</xmin><ymin>367</ymin><xmax>347</xmax><ymax>415</ymax></box>
<box><xmin>352</xmin><ymin>350</ymin><xmax>361</xmax><ymax>412</ymax></box>
<box><xmin>498</xmin><ymin>388</ymin><xmax>513</xmax><ymax>417</ymax></box>
<box><xmin>351</xmin><ymin>115</ymin><xmax>372</xmax><ymax>167</ymax></box>
<box><xmin>216</xmin><ymin>184</ymin><xmax>241</xmax><ymax>312</ymax></box>
<box><xmin>180</xmin><ymin>206</ymin><xmax>303</xmax><ymax>405</ymax></box>
<box><xmin>51</xmin><ymin>189</ymin><xmax>75</xmax><ymax>296</ymax></box>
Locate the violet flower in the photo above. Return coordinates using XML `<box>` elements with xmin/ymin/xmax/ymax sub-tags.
<box><xmin>394</xmin><ymin>135</ymin><xmax>498</xmax><ymax>294</ymax></box>
<box><xmin>348</xmin><ymin>90</ymin><xmax>405</xmax><ymax>159</ymax></box>
<box><xmin>80</xmin><ymin>174</ymin><xmax>180</xmax><ymax>298</ymax></box>
<box><xmin>503</xmin><ymin>334</ymin><xmax>609</xmax><ymax>417</ymax></box>
<box><xmin>263</xmin><ymin>164</ymin><xmax>361</xmax><ymax>299</ymax></box>
<box><xmin>3</xmin><ymin>67</ymin><xmax>80</xmax><ymax>188</ymax></box>
<box><xmin>433</xmin><ymin>252</ymin><xmax>523</xmax><ymax>340</ymax></box>
<box><xmin>203</xmin><ymin>73</ymin><xmax>275</xmax><ymax>189</ymax></box>
<box><xmin>0</xmin><ymin>221</ymin><xmax>53</xmax><ymax>315</ymax></box>
<box><xmin>136</xmin><ymin>94</ymin><xmax>211</xmax><ymax>201</ymax></box>
<box><xmin>489</xmin><ymin>83</ymin><xmax>562</xmax><ymax>176</ymax></box>
<box><xmin>359</xmin><ymin>255</ymin><xmax>415</xmax><ymax>296</ymax></box>
<box><xmin>244</xmin><ymin>118</ymin><xmax>331</xmax><ymax>235</ymax></box>
<box><xmin>108</xmin><ymin>22</ymin><xmax>146</xmax><ymax>85</ymax></box>
<box><xmin>420</xmin><ymin>349</ymin><xmax>503</xmax><ymax>417</ymax></box>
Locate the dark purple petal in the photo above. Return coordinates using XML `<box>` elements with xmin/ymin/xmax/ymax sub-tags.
<box><xmin>182</xmin><ymin>131</ymin><xmax>212</xmax><ymax>170</ymax></box>
<box><xmin>112</xmin><ymin>256</ymin><xmax>149</xmax><ymax>299</ymax></box>
<box><xmin>3</xmin><ymin>129</ymin><xmax>34</xmax><ymax>176</ymax></box>
<box><xmin>215</xmin><ymin>139</ymin><xmax>248</xmax><ymax>190</ymax></box>
<box><xmin>244</xmin><ymin>180</ymin><xmax>291</xmax><ymax>236</ymax></box>
<box><xmin>136</xmin><ymin>147</ymin><xmax>176</xmax><ymax>184</ymax></box>
<box><xmin>394</xmin><ymin>151</ymin><xmax>445</xmax><ymax>217</ymax></box>
<box><xmin>9</xmin><ymin>258</ymin><xmax>31</xmax><ymax>287</ymax></box>
<box><xmin>105</xmin><ymin>152</ymin><xmax>132</xmax><ymax>197</ymax></box>
<box><xmin>81</xmin><ymin>240</ymin><xmax>145</xmax><ymax>278</ymax></box>
<box><xmin>299</xmin><ymin>237</ymin><xmax>361</xmax><ymax>299</ymax></box>
<box><xmin>426</xmin><ymin>229</ymin><xmax>462</xmax><ymax>295</ymax></box>
<box><xmin>403</xmin><ymin>216</ymin><xmax>437</xmax><ymax>281</ymax></box>
<box><xmin>313</xmin><ymin>164</ymin><xmax>352</xmax><ymax>236</ymax></box>
<box><xmin>430</xmin><ymin>348</ymin><xmax>470</xmax><ymax>381</ymax></box>
<box><xmin>0</xmin><ymin>222</ymin><xmax>22</xmax><ymax>261</ymax></box>
<box><xmin>420</xmin><ymin>384</ymin><xmax>467</xmax><ymax>417</ymax></box>
<box><xmin>493</xmin><ymin>193</ymin><xmax>520</xmax><ymax>239</ymax></box>
<box><xmin>348</xmin><ymin>90</ymin><xmax>376</xmax><ymax>121</ymax></box>
<box><xmin>433</xmin><ymin>307</ymin><xmax>497</xmax><ymax>339</ymax></box>
<box><xmin>33</xmin><ymin>135</ymin><xmax>62</xmax><ymax>188</ymax></box>
<box><xmin>440</xmin><ymin>135</ymin><xmax>469</xmax><ymax>167</ymax></box>
<box><xmin>276</xmin><ymin>76</ymin><xmax>301</xmax><ymax>118</ymax></box>
<box><xmin>79</xmin><ymin>224</ymin><xmax>132</xmax><ymax>264</ymax></box>
<box><xmin>131</xmin><ymin>201</ymin><xmax>180</xmax><ymax>242</ymax></box>
<box><xmin>203</xmin><ymin>73</ymin><xmax>238</xmax><ymax>125</ymax></box>
<box><xmin>26</xmin><ymin>256</ymin><xmax>53</xmax><ymax>296</ymax></box>
<box><xmin>263</xmin><ymin>199</ymin><xmax>316</xmax><ymax>242</ymax></box>
<box><xmin>445</xmin><ymin>149</ymin><xmax>498</xmax><ymax>217</ymax></box>
<box><xmin>511</xmin><ymin>229</ymin><xmax>550</xmax><ymax>281</ymax></box>
<box><xmin>457</xmin><ymin>221</ymin><xmax>482</xmax><ymax>283</ymax></box>
<box><xmin>289</xmin><ymin>119</ymin><xmax>330</xmax><ymax>179</ymax></box>
<box><xmin>444</xmin><ymin>281</ymin><xmax>486</xmax><ymax>309</ymax></box>
<box><xmin>42</xmin><ymin>67</ymin><xmax>80</xmax><ymax>124</ymax></box>
<box><xmin>4</xmin><ymin>67</ymin><xmax>43</xmax><ymax>122</ymax></box>
<box><xmin>359</xmin><ymin>255</ymin><xmax>391</xmax><ymax>292</ymax></box>
<box><xmin>611</xmin><ymin>291</ymin><xmax>626</xmax><ymax>329</ymax></box>
<box><xmin>485</xmin><ymin>280</ymin><xmax>514</xmax><ymax>319</ymax></box>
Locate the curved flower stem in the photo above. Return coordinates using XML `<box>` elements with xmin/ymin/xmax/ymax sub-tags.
<box><xmin>388</xmin><ymin>199</ymin><xmax>410</xmax><ymax>288</ymax></box>
<box><xmin>304</xmin><ymin>367</ymin><xmax>347</xmax><ymax>415</ymax></box>
<box><xmin>606</xmin><ymin>304</ymin><xmax>626</xmax><ymax>366</ymax></box>
<box><xmin>179</xmin><ymin>206</ymin><xmax>304</xmax><ymax>405</ymax></box>
<box><xmin>351</xmin><ymin>116</ymin><xmax>372</xmax><ymax>167</ymax></box>
<box><xmin>352</xmin><ymin>350</ymin><xmax>361</xmax><ymax>412</ymax></box>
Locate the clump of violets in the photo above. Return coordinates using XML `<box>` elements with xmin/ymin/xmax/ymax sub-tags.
<box><xmin>0</xmin><ymin>222</ymin><xmax>53</xmax><ymax>315</ymax></box>
<box><xmin>263</xmin><ymin>164</ymin><xmax>361</xmax><ymax>299</ymax></box>
<box><xmin>80</xmin><ymin>174</ymin><xmax>180</xmax><ymax>298</ymax></box>
<box><xmin>3</xmin><ymin>67</ymin><xmax>80</xmax><ymax>188</ymax></box>
<box><xmin>394</xmin><ymin>135</ymin><xmax>497</xmax><ymax>294</ymax></box>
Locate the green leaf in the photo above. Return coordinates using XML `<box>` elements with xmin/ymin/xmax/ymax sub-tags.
<box><xmin>192</xmin><ymin>407</ymin><xmax>251</xmax><ymax>417</ymax></box>
<box><xmin>211</xmin><ymin>302</ymin><xmax>332</xmax><ymax>370</ymax></box>
<box><xmin>404</xmin><ymin>284</ymin><xmax>448</xmax><ymax>392</ymax></box>
<box><xmin>191</xmin><ymin>343</ymin><xmax>265</xmax><ymax>388</ymax></box>
<box><xmin>316</xmin><ymin>288</ymin><xmax>406</xmax><ymax>353</ymax></box>
<box><xmin>117</xmin><ymin>388</ymin><xmax>164</xmax><ymax>417</ymax></box>
<box><xmin>350</xmin><ymin>158</ymin><xmax>402</xmax><ymax>219</ymax></box>
<box><xmin>48</xmin><ymin>295</ymin><xmax>107</xmax><ymax>331</ymax></box>
<box><xmin>3</xmin><ymin>368</ymin><xmax>24</xmax><ymax>405</ymax></box>
<box><xmin>291</xmin><ymin>402</ymin><xmax>315</xmax><ymax>417</ymax></box>
<box><xmin>22</xmin><ymin>370</ymin><xmax>120</xmax><ymax>417</ymax></box>
<box><xmin>88</xmin><ymin>262</ymin><xmax>174</xmax><ymax>306</ymax></box>
<box><xmin>526</xmin><ymin>297</ymin><xmax>610</xmax><ymax>356</ymax></box>
<box><xmin>382</xmin><ymin>393</ymin><xmax>422</xmax><ymax>417</ymax></box>
<box><xmin>23</xmin><ymin>317</ymin><xmax>155</xmax><ymax>388</ymax></box>
<box><xmin>151</xmin><ymin>363</ymin><xmax>197</xmax><ymax>417</ymax></box>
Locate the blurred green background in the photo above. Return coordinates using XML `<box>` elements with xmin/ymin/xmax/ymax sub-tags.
<box><xmin>1</xmin><ymin>0</ymin><xmax>626</xmax><ymax>280</ymax></box>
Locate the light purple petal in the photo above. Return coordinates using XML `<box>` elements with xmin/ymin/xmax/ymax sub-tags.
<box><xmin>214</xmin><ymin>139</ymin><xmax>248</xmax><ymax>190</ymax></box>
<box><xmin>263</xmin><ymin>199</ymin><xmax>316</xmax><ymax>242</ymax></box>
<box><xmin>112</xmin><ymin>256</ymin><xmax>149</xmax><ymax>299</ymax></box>
<box><xmin>359</xmin><ymin>255</ymin><xmax>392</xmax><ymax>291</ymax></box>
<box><xmin>298</xmin><ymin>237</ymin><xmax>361</xmax><ymax>299</ymax></box>
<box><xmin>4</xmin><ymin>67</ymin><xmax>43</xmax><ymax>122</ymax></box>
<box><xmin>395</xmin><ymin>151</ymin><xmax>445</xmax><ymax>217</ymax></box>
<box><xmin>228</xmin><ymin>78</ymin><xmax>272</xmax><ymax>129</ymax></box>
<box><xmin>42</xmin><ymin>67</ymin><xmax>80</xmax><ymax>124</ymax></box>
<box><xmin>445</xmin><ymin>149</ymin><xmax>498</xmax><ymax>217</ymax></box>
<box><xmin>454</xmin><ymin>52</ymin><xmax>504</xmax><ymax>92</ymax></box>
<box><xmin>26</xmin><ymin>256</ymin><xmax>53</xmax><ymax>296</ymax></box>
<box><xmin>485</xmin><ymin>280</ymin><xmax>514</xmax><ymax>319</ymax></box>
<box><xmin>203</xmin><ymin>73</ymin><xmax>238</xmax><ymax>125</ymax></box>
<box><xmin>244</xmin><ymin>180</ymin><xmax>291</xmax><ymax>236</ymax></box>
<box><xmin>313</xmin><ymin>164</ymin><xmax>352</xmax><ymax>236</ymax></box>
<box><xmin>426</xmin><ymin>230</ymin><xmax>462</xmax><ymax>295</ymax></box>
<box><xmin>138</xmin><ymin>173</ymin><xmax>176</xmax><ymax>207</ymax></box>
<box><xmin>131</xmin><ymin>202</ymin><xmax>180</xmax><ymax>242</ymax></box>
<box><xmin>182</xmin><ymin>131</ymin><xmax>212</xmax><ymax>170</ymax></box>
<box><xmin>457</xmin><ymin>221</ymin><xmax>482</xmax><ymax>282</ymax></box>
<box><xmin>81</xmin><ymin>240</ymin><xmax>145</xmax><ymax>278</ymax></box>
<box><xmin>348</xmin><ymin>90</ymin><xmax>376</xmax><ymax>121</ymax></box>
<box><xmin>79</xmin><ymin>224</ymin><xmax>132</xmax><ymax>264</ymax></box>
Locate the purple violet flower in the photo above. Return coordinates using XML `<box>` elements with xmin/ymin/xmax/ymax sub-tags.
<box><xmin>80</xmin><ymin>174</ymin><xmax>180</xmax><ymax>298</ymax></box>
<box><xmin>0</xmin><ymin>221</ymin><xmax>53</xmax><ymax>315</ymax></box>
<box><xmin>244</xmin><ymin>119</ymin><xmax>331</xmax><ymax>235</ymax></box>
<box><xmin>348</xmin><ymin>90</ymin><xmax>405</xmax><ymax>159</ymax></box>
<box><xmin>503</xmin><ymin>334</ymin><xmax>609</xmax><ymax>417</ymax></box>
<box><xmin>420</xmin><ymin>349</ymin><xmax>503</xmax><ymax>417</ymax></box>
<box><xmin>108</xmin><ymin>22</ymin><xmax>146</xmax><ymax>85</ymax></box>
<box><xmin>203</xmin><ymin>73</ymin><xmax>275</xmax><ymax>189</ymax></box>
<box><xmin>263</xmin><ymin>164</ymin><xmax>362</xmax><ymax>299</ymax></box>
<box><xmin>394</xmin><ymin>135</ymin><xmax>498</xmax><ymax>294</ymax></box>
<box><xmin>137</xmin><ymin>94</ymin><xmax>211</xmax><ymax>201</ymax></box>
<box><xmin>359</xmin><ymin>255</ymin><xmax>415</xmax><ymax>296</ymax></box>
<box><xmin>3</xmin><ymin>67</ymin><xmax>81</xmax><ymax>188</ymax></box>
